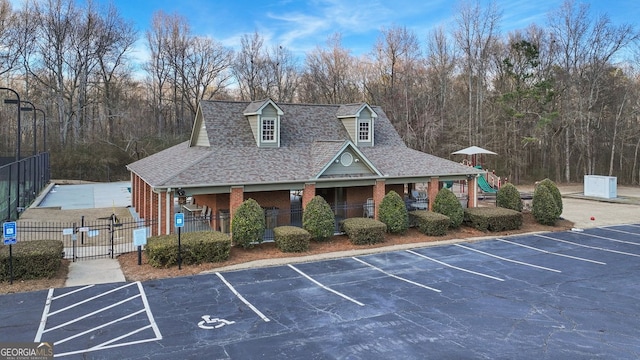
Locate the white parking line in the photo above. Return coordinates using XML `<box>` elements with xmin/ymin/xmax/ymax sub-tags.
<box><xmin>35</xmin><ymin>281</ymin><xmax>162</xmax><ymax>358</ymax></box>
<box><xmin>495</xmin><ymin>238</ymin><xmax>606</xmax><ymax>265</ymax></box>
<box><xmin>534</xmin><ymin>234</ymin><xmax>640</xmax><ymax>257</ymax></box>
<box><xmin>601</xmin><ymin>227</ymin><xmax>640</xmax><ymax>237</ymax></box>
<box><xmin>454</xmin><ymin>244</ymin><xmax>561</xmax><ymax>273</ymax></box>
<box><xmin>580</xmin><ymin>232</ymin><xmax>640</xmax><ymax>246</ymax></box>
<box><xmin>288</xmin><ymin>264</ymin><xmax>365</xmax><ymax>306</ymax></box>
<box><xmin>351</xmin><ymin>257</ymin><xmax>442</xmax><ymax>293</ymax></box>
<box><xmin>406</xmin><ymin>250</ymin><xmax>504</xmax><ymax>281</ymax></box>
<box><xmin>215</xmin><ymin>272</ymin><xmax>270</xmax><ymax>322</ymax></box>
<box><xmin>48</xmin><ymin>282</ymin><xmax>138</xmax><ymax>316</ymax></box>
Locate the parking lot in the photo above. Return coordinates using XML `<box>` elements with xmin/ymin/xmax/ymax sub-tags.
<box><xmin>2</xmin><ymin>224</ymin><xmax>640</xmax><ymax>358</ymax></box>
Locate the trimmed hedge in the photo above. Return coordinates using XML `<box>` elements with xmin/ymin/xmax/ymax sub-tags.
<box><xmin>146</xmin><ymin>231</ymin><xmax>231</xmax><ymax>268</ymax></box>
<box><xmin>379</xmin><ymin>190</ymin><xmax>409</xmax><ymax>234</ymax></box>
<box><xmin>532</xmin><ymin>184</ymin><xmax>558</xmax><ymax>225</ymax></box>
<box><xmin>340</xmin><ymin>218</ymin><xmax>386</xmax><ymax>245</ymax></box>
<box><xmin>496</xmin><ymin>183</ymin><xmax>523</xmax><ymax>212</ymax></box>
<box><xmin>433</xmin><ymin>188</ymin><xmax>464</xmax><ymax>228</ymax></box>
<box><xmin>273</xmin><ymin>226</ymin><xmax>311</xmax><ymax>253</ymax></box>
<box><xmin>232</xmin><ymin>198</ymin><xmax>266</xmax><ymax>249</ymax></box>
<box><xmin>538</xmin><ymin>178</ymin><xmax>562</xmax><ymax>219</ymax></box>
<box><xmin>0</xmin><ymin>240</ymin><xmax>63</xmax><ymax>281</ymax></box>
<box><xmin>409</xmin><ymin>211</ymin><xmax>450</xmax><ymax>236</ymax></box>
<box><xmin>302</xmin><ymin>195</ymin><xmax>335</xmax><ymax>242</ymax></box>
<box><xmin>463</xmin><ymin>207</ymin><xmax>523</xmax><ymax>232</ymax></box>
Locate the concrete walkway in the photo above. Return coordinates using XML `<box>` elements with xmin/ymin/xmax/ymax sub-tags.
<box><xmin>65</xmin><ymin>258</ymin><xmax>126</xmax><ymax>287</ymax></box>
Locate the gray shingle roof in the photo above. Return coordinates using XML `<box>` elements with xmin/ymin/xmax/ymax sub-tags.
<box><xmin>127</xmin><ymin>100</ymin><xmax>480</xmax><ymax>188</ymax></box>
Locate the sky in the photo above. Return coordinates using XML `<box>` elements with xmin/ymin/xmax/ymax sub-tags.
<box><xmin>106</xmin><ymin>0</ymin><xmax>639</xmax><ymax>56</ymax></box>
<box><xmin>9</xmin><ymin>0</ymin><xmax>640</xmax><ymax>64</ymax></box>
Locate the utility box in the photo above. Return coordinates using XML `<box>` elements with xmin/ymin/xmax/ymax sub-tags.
<box><xmin>584</xmin><ymin>175</ymin><xmax>617</xmax><ymax>199</ymax></box>
<box><xmin>218</xmin><ymin>209</ymin><xmax>230</xmax><ymax>234</ymax></box>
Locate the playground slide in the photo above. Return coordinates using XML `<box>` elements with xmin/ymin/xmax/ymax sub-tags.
<box><xmin>477</xmin><ymin>175</ymin><xmax>497</xmax><ymax>193</ymax></box>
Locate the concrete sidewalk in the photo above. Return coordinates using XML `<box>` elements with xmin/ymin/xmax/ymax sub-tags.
<box><xmin>64</xmin><ymin>184</ymin><xmax>640</xmax><ymax>288</ymax></box>
<box><xmin>65</xmin><ymin>259</ymin><xmax>126</xmax><ymax>287</ymax></box>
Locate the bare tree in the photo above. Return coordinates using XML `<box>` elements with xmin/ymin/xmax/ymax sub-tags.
<box><xmin>300</xmin><ymin>33</ymin><xmax>359</xmax><ymax>104</ymax></box>
<box><xmin>180</xmin><ymin>36</ymin><xmax>233</xmax><ymax>116</ymax></box>
<box><xmin>453</xmin><ymin>0</ymin><xmax>502</xmax><ymax>146</ymax></box>
<box><xmin>232</xmin><ymin>31</ymin><xmax>269</xmax><ymax>101</ymax></box>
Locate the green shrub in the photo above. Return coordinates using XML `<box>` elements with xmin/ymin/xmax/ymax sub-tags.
<box><xmin>303</xmin><ymin>195</ymin><xmax>335</xmax><ymax>241</ymax></box>
<box><xmin>463</xmin><ymin>207</ymin><xmax>523</xmax><ymax>232</ymax></box>
<box><xmin>340</xmin><ymin>218</ymin><xmax>386</xmax><ymax>245</ymax></box>
<box><xmin>532</xmin><ymin>184</ymin><xmax>558</xmax><ymax>225</ymax></box>
<box><xmin>433</xmin><ymin>188</ymin><xmax>464</xmax><ymax>228</ymax></box>
<box><xmin>146</xmin><ymin>231</ymin><xmax>231</xmax><ymax>268</ymax></box>
<box><xmin>0</xmin><ymin>240</ymin><xmax>63</xmax><ymax>281</ymax></box>
<box><xmin>378</xmin><ymin>190</ymin><xmax>409</xmax><ymax>234</ymax></box>
<box><xmin>496</xmin><ymin>183</ymin><xmax>523</xmax><ymax>212</ymax></box>
<box><xmin>273</xmin><ymin>226</ymin><xmax>311</xmax><ymax>253</ymax></box>
<box><xmin>538</xmin><ymin>178</ymin><xmax>562</xmax><ymax>218</ymax></box>
<box><xmin>232</xmin><ymin>198</ymin><xmax>266</xmax><ymax>249</ymax></box>
<box><xmin>409</xmin><ymin>211</ymin><xmax>449</xmax><ymax>236</ymax></box>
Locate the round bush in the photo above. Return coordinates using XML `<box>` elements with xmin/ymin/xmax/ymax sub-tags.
<box><xmin>532</xmin><ymin>184</ymin><xmax>558</xmax><ymax>225</ymax></box>
<box><xmin>303</xmin><ymin>195</ymin><xmax>335</xmax><ymax>241</ymax></box>
<box><xmin>378</xmin><ymin>190</ymin><xmax>409</xmax><ymax>234</ymax></box>
<box><xmin>496</xmin><ymin>183</ymin><xmax>523</xmax><ymax>212</ymax></box>
<box><xmin>231</xmin><ymin>198</ymin><xmax>265</xmax><ymax>249</ymax></box>
<box><xmin>538</xmin><ymin>178</ymin><xmax>562</xmax><ymax>218</ymax></box>
<box><xmin>433</xmin><ymin>188</ymin><xmax>464</xmax><ymax>228</ymax></box>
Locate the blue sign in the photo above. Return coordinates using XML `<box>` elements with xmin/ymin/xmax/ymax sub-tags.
<box><xmin>175</xmin><ymin>213</ymin><xmax>185</xmax><ymax>228</ymax></box>
<box><xmin>133</xmin><ymin>228</ymin><xmax>148</xmax><ymax>246</ymax></box>
<box><xmin>3</xmin><ymin>221</ymin><xmax>16</xmax><ymax>245</ymax></box>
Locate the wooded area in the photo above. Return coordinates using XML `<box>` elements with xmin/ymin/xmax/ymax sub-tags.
<box><xmin>1</xmin><ymin>0</ymin><xmax>639</xmax><ymax>184</ymax></box>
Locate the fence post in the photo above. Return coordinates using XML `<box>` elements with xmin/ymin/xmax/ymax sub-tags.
<box><xmin>72</xmin><ymin>222</ymin><xmax>77</xmax><ymax>262</ymax></box>
<box><xmin>80</xmin><ymin>216</ymin><xmax>85</xmax><ymax>245</ymax></box>
<box><xmin>110</xmin><ymin>215</ymin><xmax>115</xmax><ymax>259</ymax></box>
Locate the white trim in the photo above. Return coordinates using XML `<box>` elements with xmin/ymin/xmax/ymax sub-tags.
<box><xmin>261</xmin><ymin>117</ymin><xmax>277</xmax><ymax>143</ymax></box>
<box><xmin>165</xmin><ymin>191</ymin><xmax>171</xmax><ymax>234</ymax></box>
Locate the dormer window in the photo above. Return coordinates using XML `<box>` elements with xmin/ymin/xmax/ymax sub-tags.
<box><xmin>337</xmin><ymin>103</ymin><xmax>377</xmax><ymax>147</ymax></box>
<box><xmin>358</xmin><ymin>120</ymin><xmax>370</xmax><ymax>142</ymax></box>
<box><xmin>243</xmin><ymin>99</ymin><xmax>284</xmax><ymax>148</ymax></box>
<box><xmin>262</xmin><ymin>118</ymin><xmax>276</xmax><ymax>142</ymax></box>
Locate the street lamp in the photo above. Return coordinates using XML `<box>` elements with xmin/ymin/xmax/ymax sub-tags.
<box><xmin>20</xmin><ymin>100</ymin><xmax>37</xmax><ymax>156</ymax></box>
<box><xmin>34</xmin><ymin>108</ymin><xmax>46</xmax><ymax>153</ymax></box>
<box><xmin>1</xmin><ymin>87</ymin><xmax>22</xmax><ymax>215</ymax></box>
<box><xmin>0</xmin><ymin>87</ymin><xmax>21</xmax><ymax>161</ymax></box>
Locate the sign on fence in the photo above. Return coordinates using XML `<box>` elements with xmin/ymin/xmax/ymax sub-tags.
<box><xmin>3</xmin><ymin>221</ymin><xmax>16</xmax><ymax>245</ymax></box>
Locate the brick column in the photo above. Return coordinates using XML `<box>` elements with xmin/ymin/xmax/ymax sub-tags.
<box><xmin>468</xmin><ymin>176</ymin><xmax>478</xmax><ymax>208</ymax></box>
<box><xmin>161</xmin><ymin>190</ymin><xmax>174</xmax><ymax>235</ymax></box>
<box><xmin>150</xmin><ymin>190</ymin><xmax>159</xmax><ymax>236</ymax></box>
<box><xmin>428</xmin><ymin>177</ymin><xmax>439</xmax><ymax>211</ymax></box>
<box><xmin>373</xmin><ymin>179</ymin><xmax>385</xmax><ymax>219</ymax></box>
<box><xmin>229</xmin><ymin>186</ymin><xmax>244</xmax><ymax>227</ymax></box>
<box><xmin>302</xmin><ymin>183</ymin><xmax>316</xmax><ymax>209</ymax></box>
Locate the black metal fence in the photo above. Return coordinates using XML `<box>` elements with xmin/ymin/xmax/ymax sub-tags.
<box><xmin>14</xmin><ymin>200</ymin><xmax>377</xmax><ymax>261</ymax></box>
<box><xmin>0</xmin><ymin>153</ymin><xmax>50</xmax><ymax>221</ymax></box>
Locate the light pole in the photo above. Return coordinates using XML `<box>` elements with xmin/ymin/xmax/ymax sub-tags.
<box><xmin>1</xmin><ymin>87</ymin><xmax>22</xmax><ymax>216</ymax></box>
<box><xmin>0</xmin><ymin>87</ymin><xmax>21</xmax><ymax>161</ymax></box>
<box><xmin>34</xmin><ymin>108</ymin><xmax>46</xmax><ymax>153</ymax></box>
<box><xmin>20</xmin><ymin>100</ymin><xmax>37</xmax><ymax>156</ymax></box>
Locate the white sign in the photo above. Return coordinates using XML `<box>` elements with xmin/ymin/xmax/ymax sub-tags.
<box><xmin>133</xmin><ymin>228</ymin><xmax>148</xmax><ymax>246</ymax></box>
<box><xmin>62</xmin><ymin>228</ymin><xmax>74</xmax><ymax>235</ymax></box>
